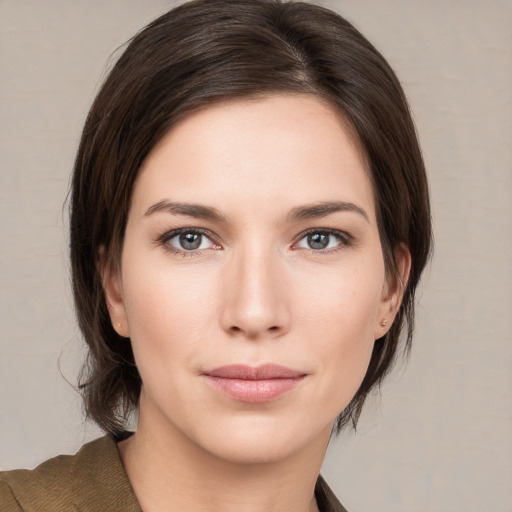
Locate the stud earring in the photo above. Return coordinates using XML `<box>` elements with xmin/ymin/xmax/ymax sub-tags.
<box><xmin>380</xmin><ymin>319</ymin><xmax>388</xmax><ymax>327</ymax></box>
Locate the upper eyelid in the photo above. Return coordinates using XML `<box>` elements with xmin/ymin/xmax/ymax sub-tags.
<box><xmin>157</xmin><ymin>226</ymin><xmax>353</xmax><ymax>248</ymax></box>
<box><xmin>160</xmin><ymin>226</ymin><xmax>216</xmax><ymax>242</ymax></box>
<box><xmin>294</xmin><ymin>227</ymin><xmax>353</xmax><ymax>242</ymax></box>
<box><xmin>158</xmin><ymin>228</ymin><xmax>220</xmax><ymax>255</ymax></box>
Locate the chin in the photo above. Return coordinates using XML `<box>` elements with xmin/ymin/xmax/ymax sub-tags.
<box><xmin>189</xmin><ymin>414</ymin><xmax>332</xmax><ymax>465</ymax></box>
<box><xmin>202</xmin><ymin>435</ymin><xmax>303</xmax><ymax>465</ymax></box>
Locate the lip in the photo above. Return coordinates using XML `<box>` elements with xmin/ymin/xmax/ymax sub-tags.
<box><xmin>203</xmin><ymin>364</ymin><xmax>306</xmax><ymax>403</ymax></box>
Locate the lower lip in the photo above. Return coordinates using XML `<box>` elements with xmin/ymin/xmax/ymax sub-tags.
<box><xmin>205</xmin><ymin>376</ymin><xmax>304</xmax><ymax>403</ymax></box>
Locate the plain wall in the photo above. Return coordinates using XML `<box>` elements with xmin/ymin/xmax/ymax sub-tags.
<box><xmin>1</xmin><ymin>1</ymin><xmax>511</xmax><ymax>511</ymax></box>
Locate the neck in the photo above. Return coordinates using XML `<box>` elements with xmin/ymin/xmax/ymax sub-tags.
<box><xmin>118</xmin><ymin>408</ymin><xmax>331</xmax><ymax>512</ymax></box>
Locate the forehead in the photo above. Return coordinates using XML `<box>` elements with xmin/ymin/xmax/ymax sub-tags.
<box><xmin>133</xmin><ymin>94</ymin><xmax>375</xmax><ymax>220</ymax></box>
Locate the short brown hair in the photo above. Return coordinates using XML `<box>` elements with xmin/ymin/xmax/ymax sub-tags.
<box><xmin>70</xmin><ymin>0</ymin><xmax>432</xmax><ymax>435</ymax></box>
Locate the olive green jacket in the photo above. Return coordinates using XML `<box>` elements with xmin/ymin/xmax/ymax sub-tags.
<box><xmin>0</xmin><ymin>436</ymin><xmax>347</xmax><ymax>511</ymax></box>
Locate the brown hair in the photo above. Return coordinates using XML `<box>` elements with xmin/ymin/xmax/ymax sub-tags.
<box><xmin>70</xmin><ymin>0</ymin><xmax>432</xmax><ymax>435</ymax></box>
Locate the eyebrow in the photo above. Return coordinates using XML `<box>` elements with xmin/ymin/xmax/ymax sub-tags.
<box><xmin>287</xmin><ymin>201</ymin><xmax>370</xmax><ymax>223</ymax></box>
<box><xmin>144</xmin><ymin>199</ymin><xmax>369</xmax><ymax>224</ymax></box>
<box><xmin>144</xmin><ymin>200</ymin><xmax>226</xmax><ymax>222</ymax></box>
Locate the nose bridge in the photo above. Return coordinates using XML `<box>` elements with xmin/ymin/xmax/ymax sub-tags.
<box><xmin>221</xmin><ymin>237</ymin><xmax>288</xmax><ymax>339</ymax></box>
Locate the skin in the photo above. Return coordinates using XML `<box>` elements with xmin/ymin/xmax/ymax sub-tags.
<box><xmin>102</xmin><ymin>94</ymin><xmax>410</xmax><ymax>512</ymax></box>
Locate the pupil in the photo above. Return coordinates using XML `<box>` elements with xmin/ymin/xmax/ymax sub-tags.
<box><xmin>180</xmin><ymin>232</ymin><xmax>201</xmax><ymax>250</ymax></box>
<box><xmin>308</xmin><ymin>233</ymin><xmax>329</xmax><ymax>250</ymax></box>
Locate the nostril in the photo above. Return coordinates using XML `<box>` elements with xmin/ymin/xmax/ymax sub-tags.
<box><xmin>228</xmin><ymin>325</ymin><xmax>281</xmax><ymax>336</ymax></box>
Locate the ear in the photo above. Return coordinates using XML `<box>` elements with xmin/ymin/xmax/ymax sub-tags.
<box><xmin>98</xmin><ymin>246</ymin><xmax>130</xmax><ymax>338</ymax></box>
<box><xmin>374</xmin><ymin>243</ymin><xmax>411</xmax><ymax>340</ymax></box>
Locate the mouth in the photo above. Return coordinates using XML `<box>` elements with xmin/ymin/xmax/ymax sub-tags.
<box><xmin>203</xmin><ymin>364</ymin><xmax>306</xmax><ymax>403</ymax></box>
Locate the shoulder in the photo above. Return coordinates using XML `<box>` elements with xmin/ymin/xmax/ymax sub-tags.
<box><xmin>315</xmin><ymin>475</ymin><xmax>350</xmax><ymax>512</ymax></box>
<box><xmin>1</xmin><ymin>448</ymin><xmax>83</xmax><ymax>512</ymax></box>
<box><xmin>0</xmin><ymin>436</ymin><xmax>140</xmax><ymax>512</ymax></box>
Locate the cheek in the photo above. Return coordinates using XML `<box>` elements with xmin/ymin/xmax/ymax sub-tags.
<box><xmin>293</xmin><ymin>260</ymin><xmax>384</xmax><ymax>405</ymax></box>
<box><xmin>296</xmin><ymin>257</ymin><xmax>384</xmax><ymax>340</ymax></box>
<box><xmin>121</xmin><ymin>253</ymin><xmax>221</xmax><ymax>371</ymax></box>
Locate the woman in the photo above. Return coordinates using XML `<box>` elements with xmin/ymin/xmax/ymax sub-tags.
<box><xmin>0</xmin><ymin>0</ymin><xmax>432</xmax><ymax>510</ymax></box>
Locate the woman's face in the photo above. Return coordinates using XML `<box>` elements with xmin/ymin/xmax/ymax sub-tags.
<box><xmin>105</xmin><ymin>94</ymin><xmax>405</xmax><ymax>463</ymax></box>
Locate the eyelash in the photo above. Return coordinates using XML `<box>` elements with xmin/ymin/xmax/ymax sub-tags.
<box><xmin>294</xmin><ymin>228</ymin><xmax>354</xmax><ymax>254</ymax></box>
<box><xmin>157</xmin><ymin>227</ymin><xmax>354</xmax><ymax>257</ymax></box>
<box><xmin>158</xmin><ymin>227</ymin><xmax>220</xmax><ymax>257</ymax></box>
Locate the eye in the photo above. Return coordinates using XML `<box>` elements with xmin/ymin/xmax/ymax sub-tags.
<box><xmin>295</xmin><ymin>229</ymin><xmax>352</xmax><ymax>252</ymax></box>
<box><xmin>162</xmin><ymin>228</ymin><xmax>219</xmax><ymax>253</ymax></box>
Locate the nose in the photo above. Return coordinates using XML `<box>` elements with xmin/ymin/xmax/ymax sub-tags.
<box><xmin>220</xmin><ymin>243</ymin><xmax>290</xmax><ymax>340</ymax></box>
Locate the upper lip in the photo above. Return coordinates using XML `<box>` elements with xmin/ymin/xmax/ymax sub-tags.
<box><xmin>205</xmin><ymin>364</ymin><xmax>305</xmax><ymax>380</ymax></box>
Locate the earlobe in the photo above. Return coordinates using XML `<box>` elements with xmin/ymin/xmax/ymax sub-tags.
<box><xmin>98</xmin><ymin>246</ymin><xmax>130</xmax><ymax>338</ymax></box>
<box><xmin>375</xmin><ymin>243</ymin><xmax>411</xmax><ymax>339</ymax></box>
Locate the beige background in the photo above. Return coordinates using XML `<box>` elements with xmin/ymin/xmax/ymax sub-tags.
<box><xmin>1</xmin><ymin>1</ymin><xmax>511</xmax><ymax>511</ymax></box>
